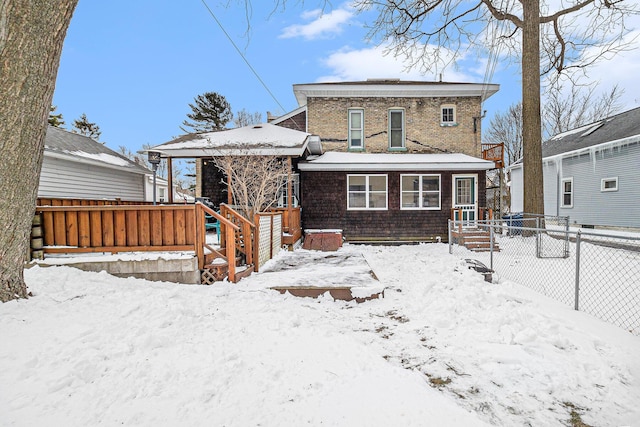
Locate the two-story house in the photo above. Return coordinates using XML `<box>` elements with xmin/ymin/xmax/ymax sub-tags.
<box><xmin>272</xmin><ymin>79</ymin><xmax>499</xmax><ymax>242</ymax></box>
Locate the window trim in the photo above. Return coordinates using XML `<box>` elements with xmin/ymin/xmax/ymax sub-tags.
<box><xmin>388</xmin><ymin>108</ymin><xmax>406</xmax><ymax>151</ymax></box>
<box><xmin>400</xmin><ymin>174</ymin><xmax>441</xmax><ymax>210</ymax></box>
<box><xmin>440</xmin><ymin>104</ymin><xmax>457</xmax><ymax>126</ymax></box>
<box><xmin>348</xmin><ymin>108</ymin><xmax>365</xmax><ymax>151</ymax></box>
<box><xmin>601</xmin><ymin>177</ymin><xmax>618</xmax><ymax>192</ymax></box>
<box><xmin>347</xmin><ymin>174</ymin><xmax>388</xmax><ymax>211</ymax></box>
<box><xmin>561</xmin><ymin>177</ymin><xmax>573</xmax><ymax>208</ymax></box>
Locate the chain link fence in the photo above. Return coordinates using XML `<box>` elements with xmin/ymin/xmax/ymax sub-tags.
<box><xmin>449</xmin><ymin>217</ymin><xmax>640</xmax><ymax>336</ymax></box>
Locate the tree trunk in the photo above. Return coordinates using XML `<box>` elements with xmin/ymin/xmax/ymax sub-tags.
<box><xmin>0</xmin><ymin>0</ymin><xmax>78</xmax><ymax>302</ymax></box>
<box><xmin>521</xmin><ymin>0</ymin><xmax>545</xmax><ymax>219</ymax></box>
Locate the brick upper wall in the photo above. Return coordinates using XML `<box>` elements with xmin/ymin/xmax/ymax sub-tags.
<box><xmin>306</xmin><ymin>96</ymin><xmax>483</xmax><ymax>157</ymax></box>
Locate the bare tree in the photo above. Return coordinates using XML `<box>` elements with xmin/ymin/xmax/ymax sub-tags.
<box><xmin>543</xmin><ymin>83</ymin><xmax>624</xmax><ymax>138</ymax></box>
<box><xmin>233</xmin><ymin>109</ymin><xmax>263</xmax><ymax>128</ymax></box>
<box><xmin>0</xmin><ymin>0</ymin><xmax>78</xmax><ymax>302</ymax></box>
<box><xmin>485</xmin><ymin>102</ymin><xmax>524</xmax><ymax>167</ymax></box>
<box><xmin>358</xmin><ymin>0</ymin><xmax>639</xmax><ymax>217</ymax></box>
<box><xmin>211</xmin><ymin>151</ymin><xmax>290</xmax><ymax>218</ymax></box>
<box><xmin>487</xmin><ymin>84</ymin><xmax>624</xmax><ymax>166</ymax></box>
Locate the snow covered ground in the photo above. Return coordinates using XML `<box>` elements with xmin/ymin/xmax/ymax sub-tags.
<box><xmin>2</xmin><ymin>244</ymin><xmax>639</xmax><ymax>426</ymax></box>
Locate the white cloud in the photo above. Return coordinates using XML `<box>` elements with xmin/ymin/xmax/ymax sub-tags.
<box><xmin>279</xmin><ymin>7</ymin><xmax>355</xmax><ymax>40</ymax></box>
<box><xmin>317</xmin><ymin>42</ymin><xmax>483</xmax><ymax>83</ymax></box>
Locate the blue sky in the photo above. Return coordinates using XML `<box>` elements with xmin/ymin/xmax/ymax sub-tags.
<box><xmin>53</xmin><ymin>1</ymin><xmax>640</xmax><ymax>154</ymax></box>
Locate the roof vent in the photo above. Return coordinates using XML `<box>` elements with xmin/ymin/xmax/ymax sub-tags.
<box><xmin>253</xmin><ymin>125</ymin><xmax>263</xmax><ymax>129</ymax></box>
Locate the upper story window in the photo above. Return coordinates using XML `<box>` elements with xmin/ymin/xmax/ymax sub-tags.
<box><xmin>561</xmin><ymin>177</ymin><xmax>573</xmax><ymax>208</ymax></box>
<box><xmin>400</xmin><ymin>174</ymin><xmax>441</xmax><ymax>210</ymax></box>
<box><xmin>601</xmin><ymin>177</ymin><xmax>618</xmax><ymax>192</ymax></box>
<box><xmin>348</xmin><ymin>109</ymin><xmax>364</xmax><ymax>150</ymax></box>
<box><xmin>347</xmin><ymin>174</ymin><xmax>388</xmax><ymax>210</ymax></box>
<box><xmin>441</xmin><ymin>104</ymin><xmax>457</xmax><ymax>126</ymax></box>
<box><xmin>388</xmin><ymin>109</ymin><xmax>405</xmax><ymax>150</ymax></box>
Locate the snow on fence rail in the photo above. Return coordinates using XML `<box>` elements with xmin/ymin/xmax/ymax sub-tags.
<box><xmin>449</xmin><ymin>219</ymin><xmax>640</xmax><ymax>336</ymax></box>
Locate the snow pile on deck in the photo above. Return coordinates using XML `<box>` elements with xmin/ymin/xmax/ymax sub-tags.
<box><xmin>1</xmin><ymin>244</ymin><xmax>639</xmax><ymax>426</ymax></box>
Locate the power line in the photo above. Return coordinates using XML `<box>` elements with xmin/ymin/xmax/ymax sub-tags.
<box><xmin>199</xmin><ymin>0</ymin><xmax>287</xmax><ymax>115</ymax></box>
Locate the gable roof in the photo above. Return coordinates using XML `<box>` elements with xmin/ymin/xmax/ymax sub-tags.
<box><xmin>542</xmin><ymin>106</ymin><xmax>640</xmax><ymax>158</ymax></box>
<box><xmin>298</xmin><ymin>152</ymin><xmax>493</xmax><ymax>172</ymax></box>
<box><xmin>45</xmin><ymin>126</ymin><xmax>150</xmax><ymax>175</ymax></box>
<box><xmin>149</xmin><ymin>123</ymin><xmax>318</xmax><ymax>158</ymax></box>
<box><xmin>293</xmin><ymin>80</ymin><xmax>500</xmax><ymax>106</ymax></box>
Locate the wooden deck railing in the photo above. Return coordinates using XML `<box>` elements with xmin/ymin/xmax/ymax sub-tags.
<box><xmin>196</xmin><ymin>203</ymin><xmax>240</xmax><ymax>282</ymax></box>
<box><xmin>37</xmin><ymin>197</ymin><xmax>154</xmax><ymax>206</ymax></box>
<box><xmin>268</xmin><ymin>207</ymin><xmax>301</xmax><ymax>246</ymax></box>
<box><xmin>219</xmin><ymin>204</ymin><xmax>255</xmax><ymax>268</ymax></box>
<box><xmin>36</xmin><ymin>204</ymin><xmax>197</xmax><ymax>253</ymax></box>
<box><xmin>481</xmin><ymin>143</ymin><xmax>504</xmax><ymax>169</ymax></box>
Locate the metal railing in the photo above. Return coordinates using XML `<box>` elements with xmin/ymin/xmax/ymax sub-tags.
<box><xmin>449</xmin><ymin>218</ymin><xmax>640</xmax><ymax>335</ymax></box>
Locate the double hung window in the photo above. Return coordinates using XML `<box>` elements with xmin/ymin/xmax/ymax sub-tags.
<box><xmin>388</xmin><ymin>109</ymin><xmax>405</xmax><ymax>149</ymax></box>
<box><xmin>348</xmin><ymin>109</ymin><xmax>364</xmax><ymax>150</ymax></box>
<box><xmin>400</xmin><ymin>174</ymin><xmax>441</xmax><ymax>209</ymax></box>
<box><xmin>561</xmin><ymin>177</ymin><xmax>573</xmax><ymax>208</ymax></box>
<box><xmin>347</xmin><ymin>175</ymin><xmax>387</xmax><ymax>210</ymax></box>
<box><xmin>441</xmin><ymin>104</ymin><xmax>456</xmax><ymax>126</ymax></box>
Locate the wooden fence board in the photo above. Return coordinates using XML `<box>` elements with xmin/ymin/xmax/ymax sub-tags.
<box><xmin>174</xmin><ymin>210</ymin><xmax>186</xmax><ymax>245</ymax></box>
<box><xmin>53</xmin><ymin>211</ymin><xmax>66</xmax><ymax>246</ymax></box>
<box><xmin>66</xmin><ymin>211</ymin><xmax>78</xmax><ymax>247</ymax></box>
<box><xmin>126</xmin><ymin>210</ymin><xmax>138</xmax><ymax>246</ymax></box>
<box><xmin>42</xmin><ymin>211</ymin><xmax>54</xmax><ymax>246</ymax></box>
<box><xmin>78</xmin><ymin>211</ymin><xmax>90</xmax><ymax>247</ymax></box>
<box><xmin>163</xmin><ymin>210</ymin><xmax>175</xmax><ymax>246</ymax></box>
<box><xmin>90</xmin><ymin>211</ymin><xmax>102</xmax><ymax>246</ymax></box>
<box><xmin>138</xmin><ymin>210</ymin><xmax>150</xmax><ymax>246</ymax></box>
<box><xmin>114</xmin><ymin>210</ymin><xmax>126</xmax><ymax>246</ymax></box>
<box><xmin>102</xmin><ymin>211</ymin><xmax>115</xmax><ymax>247</ymax></box>
<box><xmin>150</xmin><ymin>210</ymin><xmax>163</xmax><ymax>246</ymax></box>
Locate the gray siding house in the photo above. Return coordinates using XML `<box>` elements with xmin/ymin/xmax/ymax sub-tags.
<box><xmin>508</xmin><ymin>107</ymin><xmax>640</xmax><ymax>229</ymax></box>
<box><xmin>40</xmin><ymin>126</ymin><xmax>151</xmax><ymax>201</ymax></box>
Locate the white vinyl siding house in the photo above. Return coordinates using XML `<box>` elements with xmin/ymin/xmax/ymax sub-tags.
<box><xmin>508</xmin><ymin>107</ymin><xmax>640</xmax><ymax>229</ymax></box>
<box><xmin>39</xmin><ymin>126</ymin><xmax>150</xmax><ymax>201</ymax></box>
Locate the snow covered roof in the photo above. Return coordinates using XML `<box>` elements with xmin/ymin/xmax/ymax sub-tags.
<box><xmin>542</xmin><ymin>106</ymin><xmax>640</xmax><ymax>158</ymax></box>
<box><xmin>297</xmin><ymin>152</ymin><xmax>494</xmax><ymax>172</ymax></box>
<box><xmin>149</xmin><ymin>123</ymin><xmax>316</xmax><ymax>158</ymax></box>
<box><xmin>293</xmin><ymin>80</ymin><xmax>500</xmax><ymax>106</ymax></box>
<box><xmin>44</xmin><ymin>126</ymin><xmax>150</xmax><ymax>175</ymax></box>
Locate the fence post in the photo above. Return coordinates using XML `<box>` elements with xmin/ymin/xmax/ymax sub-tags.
<box><xmin>448</xmin><ymin>220</ymin><xmax>452</xmax><ymax>254</ymax></box>
<box><xmin>489</xmin><ymin>224</ymin><xmax>494</xmax><ymax>270</ymax></box>
<box><xmin>574</xmin><ymin>231</ymin><xmax>581</xmax><ymax>311</ymax></box>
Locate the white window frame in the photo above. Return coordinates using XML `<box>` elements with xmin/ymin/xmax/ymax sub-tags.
<box><xmin>561</xmin><ymin>177</ymin><xmax>573</xmax><ymax>208</ymax></box>
<box><xmin>440</xmin><ymin>104</ymin><xmax>457</xmax><ymax>126</ymax></box>
<box><xmin>388</xmin><ymin>109</ymin><xmax>406</xmax><ymax>150</ymax></box>
<box><xmin>347</xmin><ymin>174</ymin><xmax>388</xmax><ymax>210</ymax></box>
<box><xmin>348</xmin><ymin>108</ymin><xmax>364</xmax><ymax>150</ymax></box>
<box><xmin>158</xmin><ymin>187</ymin><xmax>166</xmax><ymax>203</ymax></box>
<box><xmin>601</xmin><ymin>177</ymin><xmax>618</xmax><ymax>192</ymax></box>
<box><xmin>400</xmin><ymin>174</ymin><xmax>441</xmax><ymax>210</ymax></box>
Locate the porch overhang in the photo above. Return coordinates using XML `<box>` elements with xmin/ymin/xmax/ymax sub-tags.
<box><xmin>297</xmin><ymin>152</ymin><xmax>494</xmax><ymax>172</ymax></box>
<box><xmin>148</xmin><ymin>123</ymin><xmax>318</xmax><ymax>159</ymax></box>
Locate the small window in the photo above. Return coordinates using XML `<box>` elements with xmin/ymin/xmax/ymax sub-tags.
<box><xmin>601</xmin><ymin>177</ymin><xmax>618</xmax><ymax>192</ymax></box>
<box><xmin>347</xmin><ymin>174</ymin><xmax>387</xmax><ymax>210</ymax></box>
<box><xmin>388</xmin><ymin>109</ymin><xmax>405</xmax><ymax>150</ymax></box>
<box><xmin>348</xmin><ymin>109</ymin><xmax>364</xmax><ymax>150</ymax></box>
<box><xmin>561</xmin><ymin>178</ymin><xmax>573</xmax><ymax>208</ymax></box>
<box><xmin>441</xmin><ymin>104</ymin><xmax>456</xmax><ymax>126</ymax></box>
<box><xmin>401</xmin><ymin>174</ymin><xmax>441</xmax><ymax>210</ymax></box>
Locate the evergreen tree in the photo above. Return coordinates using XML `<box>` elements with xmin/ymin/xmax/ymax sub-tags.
<box><xmin>181</xmin><ymin>92</ymin><xmax>232</xmax><ymax>133</ymax></box>
<box><xmin>48</xmin><ymin>105</ymin><xmax>65</xmax><ymax>127</ymax></box>
<box><xmin>72</xmin><ymin>113</ymin><xmax>101</xmax><ymax>141</ymax></box>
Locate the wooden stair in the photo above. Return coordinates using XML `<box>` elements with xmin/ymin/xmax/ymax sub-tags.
<box><xmin>452</xmin><ymin>229</ymin><xmax>500</xmax><ymax>252</ymax></box>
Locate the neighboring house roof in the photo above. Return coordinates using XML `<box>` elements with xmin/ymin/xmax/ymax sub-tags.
<box><xmin>45</xmin><ymin>126</ymin><xmax>150</xmax><ymax>175</ymax></box>
<box><xmin>269</xmin><ymin>105</ymin><xmax>307</xmax><ymax>127</ymax></box>
<box><xmin>542</xmin><ymin>106</ymin><xmax>640</xmax><ymax>159</ymax></box>
<box><xmin>298</xmin><ymin>152</ymin><xmax>494</xmax><ymax>172</ymax></box>
<box><xmin>293</xmin><ymin>79</ymin><xmax>500</xmax><ymax>106</ymax></box>
<box><xmin>149</xmin><ymin>123</ymin><xmax>320</xmax><ymax>157</ymax></box>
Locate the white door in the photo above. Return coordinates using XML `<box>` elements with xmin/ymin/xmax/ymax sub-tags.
<box><xmin>453</xmin><ymin>175</ymin><xmax>477</xmax><ymax>227</ymax></box>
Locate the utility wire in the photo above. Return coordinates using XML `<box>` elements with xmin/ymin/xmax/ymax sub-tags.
<box><xmin>200</xmin><ymin>0</ymin><xmax>287</xmax><ymax>115</ymax></box>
